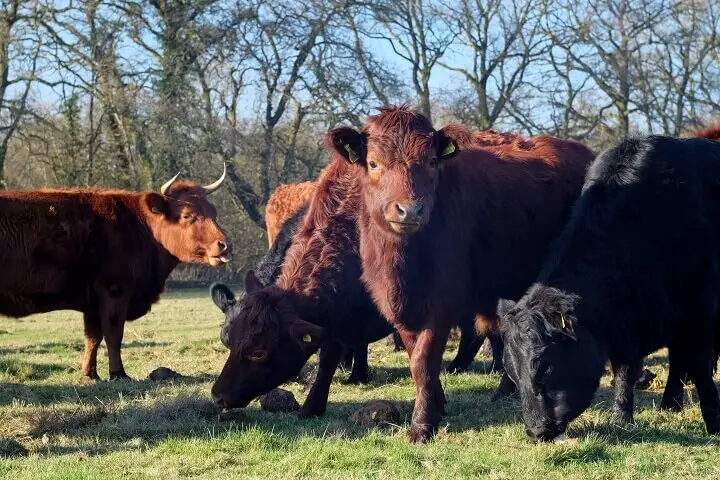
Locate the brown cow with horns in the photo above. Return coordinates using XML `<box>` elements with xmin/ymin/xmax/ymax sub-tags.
<box><xmin>0</xmin><ymin>167</ymin><xmax>231</xmax><ymax>380</ymax></box>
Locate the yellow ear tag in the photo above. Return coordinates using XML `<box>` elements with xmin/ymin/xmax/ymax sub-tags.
<box><xmin>559</xmin><ymin>311</ymin><xmax>567</xmax><ymax>329</ymax></box>
<box><xmin>440</xmin><ymin>142</ymin><xmax>456</xmax><ymax>156</ymax></box>
<box><xmin>344</xmin><ymin>144</ymin><xmax>359</xmax><ymax>163</ymax></box>
<box><xmin>302</xmin><ymin>334</ymin><xmax>312</xmax><ymax>343</ymax></box>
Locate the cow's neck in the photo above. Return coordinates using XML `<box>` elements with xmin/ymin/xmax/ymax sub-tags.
<box><xmin>280</xmin><ymin>288</ymin><xmax>326</xmax><ymax>329</ymax></box>
<box><xmin>358</xmin><ymin>205</ymin><xmax>426</xmax><ymax>327</ymax></box>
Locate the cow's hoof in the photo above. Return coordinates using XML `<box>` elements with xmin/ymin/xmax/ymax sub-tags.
<box><xmin>109</xmin><ymin>372</ymin><xmax>132</xmax><ymax>381</ymax></box>
<box><xmin>297</xmin><ymin>404</ymin><xmax>325</xmax><ymax>419</ymax></box>
<box><xmin>610</xmin><ymin>411</ymin><xmax>633</xmax><ymax>426</ymax></box>
<box><xmin>408</xmin><ymin>424</ymin><xmax>436</xmax><ymax>443</ymax></box>
<box><xmin>659</xmin><ymin>400</ymin><xmax>683</xmax><ymax>412</ymax></box>
<box><xmin>344</xmin><ymin>373</ymin><xmax>370</xmax><ymax>385</ymax></box>
<box><xmin>706</xmin><ymin>421</ymin><xmax>720</xmax><ymax>435</ymax></box>
<box><xmin>80</xmin><ymin>374</ymin><xmax>100</xmax><ymax>384</ymax></box>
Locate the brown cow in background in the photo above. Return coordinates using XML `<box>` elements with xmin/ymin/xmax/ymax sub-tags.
<box><xmin>328</xmin><ymin>105</ymin><xmax>595</xmax><ymax>442</ymax></box>
<box><xmin>0</xmin><ymin>167</ymin><xmax>231</xmax><ymax>380</ymax></box>
<box><xmin>265</xmin><ymin>181</ymin><xmax>316</xmax><ymax>247</ymax></box>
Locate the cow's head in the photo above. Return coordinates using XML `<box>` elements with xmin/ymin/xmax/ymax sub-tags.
<box><xmin>325</xmin><ymin>106</ymin><xmax>458</xmax><ymax>236</ymax></box>
<box><xmin>144</xmin><ymin>165</ymin><xmax>231</xmax><ymax>266</ymax></box>
<box><xmin>498</xmin><ymin>287</ymin><xmax>607</xmax><ymax>442</ymax></box>
<box><xmin>209</xmin><ymin>273</ymin><xmax>323</xmax><ymax>410</ymax></box>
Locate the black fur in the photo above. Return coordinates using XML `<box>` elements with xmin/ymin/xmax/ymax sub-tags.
<box><xmin>500</xmin><ymin>135</ymin><xmax>720</xmax><ymax>441</ymax></box>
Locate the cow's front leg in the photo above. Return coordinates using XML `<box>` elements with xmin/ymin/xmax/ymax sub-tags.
<box><xmin>298</xmin><ymin>340</ymin><xmax>342</xmax><ymax>418</ymax></box>
<box><xmin>610</xmin><ymin>359</ymin><xmax>640</xmax><ymax>425</ymax></box>
<box><xmin>81</xmin><ymin>311</ymin><xmax>102</xmax><ymax>381</ymax></box>
<box><xmin>408</xmin><ymin>326</ymin><xmax>450</xmax><ymax>443</ymax></box>
<box><xmin>445</xmin><ymin>316</ymin><xmax>484</xmax><ymax>374</ymax></box>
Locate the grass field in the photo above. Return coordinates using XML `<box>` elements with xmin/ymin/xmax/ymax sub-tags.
<box><xmin>1</xmin><ymin>289</ymin><xmax>719</xmax><ymax>479</ymax></box>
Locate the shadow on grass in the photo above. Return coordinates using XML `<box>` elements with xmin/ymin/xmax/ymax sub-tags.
<box><xmin>0</xmin><ymin>359</ymin><xmax>67</xmax><ymax>382</ymax></box>
<box><xmin>0</xmin><ymin>340</ymin><xmax>171</xmax><ymax>357</ymax></box>
<box><xmin>0</xmin><ymin>373</ymin><xmax>215</xmax><ymax>406</ymax></box>
<box><xmin>569</xmin><ymin>421</ymin><xmax>720</xmax><ymax>447</ymax></box>
<box><xmin>6</xmin><ymin>382</ymin><xmax>515</xmax><ymax>457</ymax></box>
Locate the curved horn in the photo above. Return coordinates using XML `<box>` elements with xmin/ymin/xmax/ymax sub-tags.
<box><xmin>159</xmin><ymin>172</ymin><xmax>181</xmax><ymax>196</ymax></box>
<box><xmin>203</xmin><ymin>162</ymin><xmax>227</xmax><ymax>194</ymax></box>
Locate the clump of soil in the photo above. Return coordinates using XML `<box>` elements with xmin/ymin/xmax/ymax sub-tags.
<box><xmin>0</xmin><ymin>438</ymin><xmax>28</xmax><ymax>458</ymax></box>
<box><xmin>148</xmin><ymin>367</ymin><xmax>183</xmax><ymax>381</ymax></box>
<box><xmin>259</xmin><ymin>388</ymin><xmax>300</xmax><ymax>413</ymax></box>
<box><xmin>350</xmin><ymin>400</ymin><xmax>401</xmax><ymax>428</ymax></box>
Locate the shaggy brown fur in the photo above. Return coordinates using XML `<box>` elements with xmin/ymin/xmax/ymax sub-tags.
<box><xmin>326</xmin><ymin>105</ymin><xmax>595</xmax><ymax>442</ymax></box>
<box><xmin>265</xmin><ymin>181</ymin><xmax>316</xmax><ymax>248</ymax></box>
<box><xmin>0</xmin><ymin>176</ymin><xmax>230</xmax><ymax>380</ymax></box>
<box><xmin>211</xmin><ymin>160</ymin><xmax>394</xmax><ymax>416</ymax></box>
<box><xmin>690</xmin><ymin>125</ymin><xmax>720</xmax><ymax>141</ymax></box>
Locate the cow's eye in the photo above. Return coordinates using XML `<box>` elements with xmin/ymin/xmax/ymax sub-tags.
<box><xmin>182</xmin><ymin>213</ymin><xmax>195</xmax><ymax>222</ymax></box>
<box><xmin>247</xmin><ymin>349</ymin><xmax>268</xmax><ymax>362</ymax></box>
<box><xmin>368</xmin><ymin>160</ymin><xmax>378</xmax><ymax>170</ymax></box>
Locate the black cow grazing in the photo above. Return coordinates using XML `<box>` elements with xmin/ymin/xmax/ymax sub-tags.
<box><xmin>218</xmin><ymin>203</ymin><xmax>372</xmax><ymax>384</ymax></box>
<box><xmin>499</xmin><ymin>134</ymin><xmax>720</xmax><ymax>441</ymax></box>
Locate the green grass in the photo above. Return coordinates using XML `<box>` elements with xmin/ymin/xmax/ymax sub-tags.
<box><xmin>1</xmin><ymin>289</ymin><xmax>720</xmax><ymax>479</ymax></box>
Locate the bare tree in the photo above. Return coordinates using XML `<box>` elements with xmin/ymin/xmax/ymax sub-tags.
<box><xmin>439</xmin><ymin>0</ymin><xmax>547</xmax><ymax>130</ymax></box>
<box><xmin>545</xmin><ymin>0</ymin><xmax>668</xmax><ymax>139</ymax></box>
<box><xmin>367</xmin><ymin>0</ymin><xmax>455</xmax><ymax>122</ymax></box>
<box><xmin>0</xmin><ymin>0</ymin><xmax>43</xmax><ymax>188</ymax></box>
<box><xmin>638</xmin><ymin>0</ymin><xmax>720</xmax><ymax>135</ymax></box>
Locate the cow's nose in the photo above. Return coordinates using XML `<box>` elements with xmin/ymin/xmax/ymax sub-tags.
<box><xmin>212</xmin><ymin>393</ymin><xmax>226</xmax><ymax>409</ymax></box>
<box><xmin>218</xmin><ymin>240</ymin><xmax>231</xmax><ymax>254</ymax></box>
<box><xmin>525</xmin><ymin>425</ymin><xmax>557</xmax><ymax>442</ymax></box>
<box><xmin>392</xmin><ymin>201</ymin><xmax>424</xmax><ymax>222</ymax></box>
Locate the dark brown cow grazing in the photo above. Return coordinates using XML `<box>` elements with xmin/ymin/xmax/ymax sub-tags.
<box><xmin>211</xmin><ymin>159</ymin><xmax>395</xmax><ymax>416</ymax></box>
<box><xmin>327</xmin><ymin>106</ymin><xmax>595</xmax><ymax>442</ymax></box>
<box><xmin>265</xmin><ymin>181</ymin><xmax>316</xmax><ymax>248</ymax></box>
<box><xmin>0</xmin><ymin>167</ymin><xmax>230</xmax><ymax>380</ymax></box>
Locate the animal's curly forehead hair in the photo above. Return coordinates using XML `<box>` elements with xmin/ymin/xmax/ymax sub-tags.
<box><xmin>362</xmin><ymin>105</ymin><xmax>436</xmax><ymax>163</ymax></box>
<box><xmin>227</xmin><ymin>289</ymin><xmax>283</xmax><ymax>351</ymax></box>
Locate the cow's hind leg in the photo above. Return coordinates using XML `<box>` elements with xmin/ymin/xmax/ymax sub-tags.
<box><xmin>445</xmin><ymin>317</ymin><xmax>483</xmax><ymax>374</ymax></box>
<box><xmin>407</xmin><ymin>325</ymin><xmax>450</xmax><ymax>443</ymax></box>
<box><xmin>686</xmin><ymin>349</ymin><xmax>720</xmax><ymax>434</ymax></box>
<box><xmin>610</xmin><ymin>358</ymin><xmax>641</xmax><ymax>425</ymax></box>
<box><xmin>345</xmin><ymin>343</ymin><xmax>370</xmax><ymax>384</ymax></box>
<box><xmin>660</xmin><ymin>348</ymin><xmax>689</xmax><ymax>412</ymax></box>
<box><xmin>298</xmin><ymin>340</ymin><xmax>342</xmax><ymax>418</ymax></box>
<box><xmin>391</xmin><ymin>331</ymin><xmax>404</xmax><ymax>352</ymax></box>
<box><xmin>99</xmin><ymin>297</ymin><xmax>131</xmax><ymax>381</ymax></box>
<box><xmin>340</xmin><ymin>346</ymin><xmax>354</xmax><ymax>371</ymax></box>
<box><xmin>488</xmin><ymin>333</ymin><xmax>504</xmax><ymax>373</ymax></box>
<box><xmin>81</xmin><ymin>311</ymin><xmax>102</xmax><ymax>381</ymax></box>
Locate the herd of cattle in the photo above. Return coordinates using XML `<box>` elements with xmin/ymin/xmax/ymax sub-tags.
<box><xmin>2</xmin><ymin>105</ymin><xmax>720</xmax><ymax>445</ymax></box>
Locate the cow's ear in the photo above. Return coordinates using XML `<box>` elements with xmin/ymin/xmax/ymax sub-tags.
<box><xmin>325</xmin><ymin>127</ymin><xmax>366</xmax><ymax>166</ymax></box>
<box><xmin>543</xmin><ymin>309</ymin><xmax>577</xmax><ymax>342</ymax></box>
<box><xmin>244</xmin><ymin>270</ymin><xmax>263</xmax><ymax>294</ymax></box>
<box><xmin>288</xmin><ymin>318</ymin><xmax>324</xmax><ymax>351</ymax></box>
<box><xmin>435</xmin><ymin>126</ymin><xmax>461</xmax><ymax>162</ymax></box>
<box><xmin>144</xmin><ymin>193</ymin><xmax>169</xmax><ymax>216</ymax></box>
<box><xmin>210</xmin><ymin>283</ymin><xmax>236</xmax><ymax>313</ymax></box>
